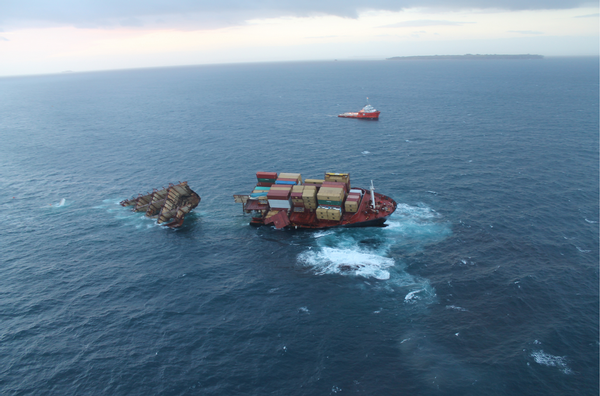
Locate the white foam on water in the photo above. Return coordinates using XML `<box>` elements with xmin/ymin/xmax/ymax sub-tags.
<box><xmin>297</xmin><ymin>202</ymin><xmax>446</xmax><ymax>306</ymax></box>
<box><xmin>44</xmin><ymin>198</ymin><xmax>70</xmax><ymax>209</ymax></box>
<box><xmin>584</xmin><ymin>218</ymin><xmax>598</xmax><ymax>224</ymax></box>
<box><xmin>531</xmin><ymin>350</ymin><xmax>572</xmax><ymax>374</ymax></box>
<box><xmin>361</xmin><ymin>151</ymin><xmax>370</xmax><ymax>155</ymax></box>
<box><xmin>404</xmin><ymin>288</ymin><xmax>436</xmax><ymax>304</ymax></box>
<box><xmin>298</xmin><ymin>246</ymin><xmax>394</xmax><ymax>280</ymax></box>
<box><xmin>446</xmin><ymin>305</ymin><xmax>468</xmax><ymax>312</ymax></box>
<box><xmin>576</xmin><ymin>246</ymin><xmax>591</xmax><ymax>253</ymax></box>
<box><xmin>298</xmin><ymin>306</ymin><xmax>310</xmax><ymax>314</ymax></box>
<box><xmin>313</xmin><ymin>230</ymin><xmax>335</xmax><ymax>239</ymax></box>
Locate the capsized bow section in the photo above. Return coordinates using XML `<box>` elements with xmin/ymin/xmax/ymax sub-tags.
<box><xmin>120</xmin><ymin>181</ymin><xmax>200</xmax><ymax>228</ymax></box>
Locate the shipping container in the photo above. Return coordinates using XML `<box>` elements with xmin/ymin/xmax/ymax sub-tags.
<box><xmin>268</xmin><ymin>199</ymin><xmax>292</xmax><ymax>209</ymax></box>
<box><xmin>275</xmin><ymin>178</ymin><xmax>298</xmax><ymax>185</ymax></box>
<box><xmin>325</xmin><ymin>173</ymin><xmax>350</xmax><ymax>190</ymax></box>
<box><xmin>327</xmin><ymin>208</ymin><xmax>342</xmax><ymax>221</ymax></box>
<box><xmin>345</xmin><ymin>201</ymin><xmax>359</xmax><ymax>212</ymax></box>
<box><xmin>257</xmin><ymin>172</ymin><xmax>278</xmax><ymax>179</ymax></box>
<box><xmin>317</xmin><ymin>187</ymin><xmax>345</xmax><ymax>202</ymax></box>
<box><xmin>322</xmin><ymin>181</ymin><xmax>348</xmax><ymax>192</ymax></box>
<box><xmin>304</xmin><ymin>179</ymin><xmax>324</xmax><ymax>186</ymax></box>
<box><xmin>318</xmin><ymin>200</ymin><xmax>343</xmax><ymax>206</ymax></box>
<box><xmin>316</xmin><ymin>207</ymin><xmax>329</xmax><ymax>220</ymax></box>
<box><xmin>267</xmin><ymin>189</ymin><xmax>291</xmax><ymax>200</ymax></box>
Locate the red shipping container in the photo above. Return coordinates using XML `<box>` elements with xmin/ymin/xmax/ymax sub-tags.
<box><xmin>267</xmin><ymin>189</ymin><xmax>291</xmax><ymax>200</ymax></box>
<box><xmin>257</xmin><ymin>172</ymin><xmax>278</xmax><ymax>179</ymax></box>
<box><xmin>257</xmin><ymin>182</ymin><xmax>273</xmax><ymax>187</ymax></box>
<box><xmin>347</xmin><ymin>195</ymin><xmax>360</xmax><ymax>202</ymax></box>
<box><xmin>293</xmin><ymin>201</ymin><xmax>305</xmax><ymax>207</ymax></box>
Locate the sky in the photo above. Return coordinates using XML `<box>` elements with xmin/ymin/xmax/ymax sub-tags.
<box><xmin>0</xmin><ymin>0</ymin><xmax>598</xmax><ymax>76</ymax></box>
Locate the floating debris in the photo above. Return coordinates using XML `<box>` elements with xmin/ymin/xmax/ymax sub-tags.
<box><xmin>120</xmin><ymin>181</ymin><xmax>200</xmax><ymax>228</ymax></box>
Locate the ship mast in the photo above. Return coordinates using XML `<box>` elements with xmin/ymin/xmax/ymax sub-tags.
<box><xmin>370</xmin><ymin>180</ymin><xmax>376</xmax><ymax>209</ymax></box>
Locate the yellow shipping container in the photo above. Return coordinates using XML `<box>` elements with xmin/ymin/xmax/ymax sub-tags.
<box><xmin>304</xmin><ymin>179</ymin><xmax>324</xmax><ymax>185</ymax></box>
<box><xmin>317</xmin><ymin>187</ymin><xmax>345</xmax><ymax>202</ymax></box>
<box><xmin>302</xmin><ymin>189</ymin><xmax>317</xmax><ymax>200</ymax></box>
<box><xmin>292</xmin><ymin>185</ymin><xmax>304</xmax><ymax>193</ymax></box>
<box><xmin>327</xmin><ymin>208</ymin><xmax>342</xmax><ymax>221</ymax></box>
<box><xmin>279</xmin><ymin>173</ymin><xmax>302</xmax><ymax>183</ymax></box>
<box><xmin>345</xmin><ymin>201</ymin><xmax>358</xmax><ymax>213</ymax></box>
<box><xmin>316</xmin><ymin>207</ymin><xmax>329</xmax><ymax>220</ymax></box>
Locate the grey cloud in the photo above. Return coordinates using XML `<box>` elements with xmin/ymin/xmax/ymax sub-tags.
<box><xmin>0</xmin><ymin>0</ymin><xmax>594</xmax><ymax>30</ymax></box>
<box><xmin>574</xmin><ymin>13</ymin><xmax>599</xmax><ymax>17</ymax></box>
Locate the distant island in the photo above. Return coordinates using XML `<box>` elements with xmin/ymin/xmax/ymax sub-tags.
<box><xmin>387</xmin><ymin>54</ymin><xmax>544</xmax><ymax>61</ymax></box>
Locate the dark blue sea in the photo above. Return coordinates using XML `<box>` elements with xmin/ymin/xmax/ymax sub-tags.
<box><xmin>1</xmin><ymin>58</ymin><xmax>598</xmax><ymax>395</ymax></box>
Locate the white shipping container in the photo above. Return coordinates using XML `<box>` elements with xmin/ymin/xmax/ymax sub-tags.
<box><xmin>349</xmin><ymin>189</ymin><xmax>363</xmax><ymax>196</ymax></box>
<box><xmin>268</xmin><ymin>199</ymin><xmax>292</xmax><ymax>209</ymax></box>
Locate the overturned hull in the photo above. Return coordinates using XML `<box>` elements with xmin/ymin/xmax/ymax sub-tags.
<box><xmin>120</xmin><ymin>182</ymin><xmax>200</xmax><ymax>228</ymax></box>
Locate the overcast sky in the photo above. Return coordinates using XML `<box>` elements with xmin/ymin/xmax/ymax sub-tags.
<box><xmin>0</xmin><ymin>0</ymin><xmax>597</xmax><ymax>76</ymax></box>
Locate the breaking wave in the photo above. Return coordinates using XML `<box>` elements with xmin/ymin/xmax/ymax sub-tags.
<box><xmin>297</xmin><ymin>202</ymin><xmax>451</xmax><ymax>303</ymax></box>
<box><xmin>298</xmin><ymin>246</ymin><xmax>395</xmax><ymax>280</ymax></box>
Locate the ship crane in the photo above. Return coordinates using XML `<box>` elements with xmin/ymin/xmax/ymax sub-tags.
<box><xmin>370</xmin><ymin>180</ymin><xmax>376</xmax><ymax>210</ymax></box>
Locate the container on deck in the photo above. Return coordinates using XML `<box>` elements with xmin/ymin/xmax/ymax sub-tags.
<box><xmin>304</xmin><ymin>179</ymin><xmax>324</xmax><ymax>187</ymax></box>
<box><xmin>257</xmin><ymin>172</ymin><xmax>278</xmax><ymax>180</ymax></box>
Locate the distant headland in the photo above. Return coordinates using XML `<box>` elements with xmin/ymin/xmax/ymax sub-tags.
<box><xmin>387</xmin><ymin>54</ymin><xmax>544</xmax><ymax>61</ymax></box>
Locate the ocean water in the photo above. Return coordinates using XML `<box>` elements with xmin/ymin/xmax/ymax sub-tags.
<box><xmin>0</xmin><ymin>58</ymin><xmax>598</xmax><ymax>395</ymax></box>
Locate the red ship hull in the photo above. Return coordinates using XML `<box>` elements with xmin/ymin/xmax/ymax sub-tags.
<box><xmin>338</xmin><ymin>111</ymin><xmax>380</xmax><ymax>120</ymax></box>
<box><xmin>247</xmin><ymin>188</ymin><xmax>396</xmax><ymax>229</ymax></box>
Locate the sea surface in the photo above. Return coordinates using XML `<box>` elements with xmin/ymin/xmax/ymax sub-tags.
<box><xmin>0</xmin><ymin>58</ymin><xmax>598</xmax><ymax>395</ymax></box>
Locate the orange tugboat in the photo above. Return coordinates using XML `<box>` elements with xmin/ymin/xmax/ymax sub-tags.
<box><xmin>338</xmin><ymin>104</ymin><xmax>380</xmax><ymax>120</ymax></box>
<box><xmin>234</xmin><ymin>172</ymin><xmax>396</xmax><ymax>229</ymax></box>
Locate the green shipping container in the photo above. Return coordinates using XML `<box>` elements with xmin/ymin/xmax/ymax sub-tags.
<box><xmin>318</xmin><ymin>199</ymin><xmax>343</xmax><ymax>206</ymax></box>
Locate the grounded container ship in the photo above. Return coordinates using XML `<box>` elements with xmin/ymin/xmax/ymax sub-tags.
<box><xmin>234</xmin><ymin>172</ymin><xmax>396</xmax><ymax>229</ymax></box>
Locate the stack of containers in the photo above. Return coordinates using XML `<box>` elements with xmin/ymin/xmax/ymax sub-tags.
<box><xmin>251</xmin><ymin>186</ymin><xmax>270</xmax><ymax>202</ymax></box>
<box><xmin>324</xmin><ymin>173</ymin><xmax>350</xmax><ymax>191</ymax></box>
<box><xmin>345</xmin><ymin>189</ymin><xmax>363</xmax><ymax>213</ymax></box>
<box><xmin>316</xmin><ymin>186</ymin><xmax>345</xmax><ymax>221</ymax></box>
<box><xmin>291</xmin><ymin>185</ymin><xmax>305</xmax><ymax>212</ymax></box>
<box><xmin>302</xmin><ymin>186</ymin><xmax>318</xmax><ymax>210</ymax></box>
<box><xmin>321</xmin><ymin>181</ymin><xmax>348</xmax><ymax>193</ymax></box>
<box><xmin>275</xmin><ymin>173</ymin><xmax>302</xmax><ymax>185</ymax></box>
<box><xmin>257</xmin><ymin>172</ymin><xmax>278</xmax><ymax>186</ymax></box>
<box><xmin>267</xmin><ymin>185</ymin><xmax>292</xmax><ymax>210</ymax></box>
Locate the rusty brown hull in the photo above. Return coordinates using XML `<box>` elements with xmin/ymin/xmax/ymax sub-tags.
<box><xmin>120</xmin><ymin>182</ymin><xmax>200</xmax><ymax>228</ymax></box>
